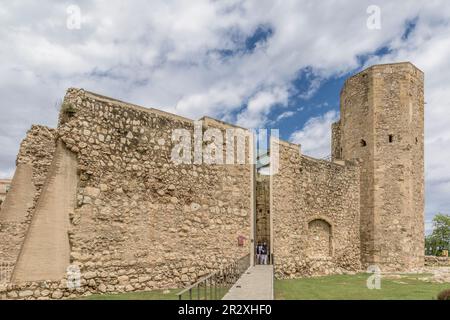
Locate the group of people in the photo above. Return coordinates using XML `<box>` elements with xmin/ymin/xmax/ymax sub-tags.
<box><xmin>256</xmin><ymin>242</ymin><xmax>269</xmax><ymax>265</ymax></box>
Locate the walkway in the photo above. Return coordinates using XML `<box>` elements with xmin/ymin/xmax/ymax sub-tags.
<box><xmin>222</xmin><ymin>265</ymin><xmax>274</xmax><ymax>300</ymax></box>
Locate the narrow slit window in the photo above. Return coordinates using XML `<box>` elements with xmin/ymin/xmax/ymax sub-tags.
<box><xmin>389</xmin><ymin>135</ymin><xmax>394</xmax><ymax>143</ymax></box>
<box><xmin>360</xmin><ymin>139</ymin><xmax>367</xmax><ymax>147</ymax></box>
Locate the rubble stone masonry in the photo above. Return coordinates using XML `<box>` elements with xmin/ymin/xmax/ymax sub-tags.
<box><xmin>58</xmin><ymin>89</ymin><xmax>252</xmax><ymax>291</ymax></box>
<box><xmin>0</xmin><ymin>126</ymin><xmax>55</xmax><ymax>266</ymax></box>
<box><xmin>0</xmin><ymin>62</ymin><xmax>426</xmax><ymax>299</ymax></box>
<box><xmin>336</xmin><ymin>62</ymin><xmax>424</xmax><ymax>271</ymax></box>
<box><xmin>272</xmin><ymin>139</ymin><xmax>361</xmax><ymax>278</ymax></box>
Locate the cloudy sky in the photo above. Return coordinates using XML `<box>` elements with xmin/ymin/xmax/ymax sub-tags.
<box><xmin>0</xmin><ymin>1</ymin><xmax>449</xmax><ymax>233</ymax></box>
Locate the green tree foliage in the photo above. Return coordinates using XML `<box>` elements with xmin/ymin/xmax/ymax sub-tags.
<box><xmin>425</xmin><ymin>213</ymin><xmax>450</xmax><ymax>256</ymax></box>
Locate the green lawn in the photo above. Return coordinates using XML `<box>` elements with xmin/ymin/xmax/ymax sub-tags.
<box><xmin>275</xmin><ymin>273</ymin><xmax>450</xmax><ymax>300</ymax></box>
<box><xmin>81</xmin><ymin>273</ymin><xmax>449</xmax><ymax>300</ymax></box>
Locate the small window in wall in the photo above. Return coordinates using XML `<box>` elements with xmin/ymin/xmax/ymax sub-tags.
<box><xmin>389</xmin><ymin>135</ymin><xmax>394</xmax><ymax>143</ymax></box>
<box><xmin>415</xmin><ymin>137</ymin><xmax>418</xmax><ymax>144</ymax></box>
<box><xmin>360</xmin><ymin>139</ymin><xmax>367</xmax><ymax>147</ymax></box>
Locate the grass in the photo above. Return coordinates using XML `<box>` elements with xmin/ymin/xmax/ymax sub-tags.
<box><xmin>275</xmin><ymin>273</ymin><xmax>450</xmax><ymax>300</ymax></box>
<box><xmin>81</xmin><ymin>273</ymin><xmax>449</xmax><ymax>300</ymax></box>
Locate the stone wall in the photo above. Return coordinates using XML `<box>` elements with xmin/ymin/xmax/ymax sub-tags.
<box><xmin>339</xmin><ymin>62</ymin><xmax>424</xmax><ymax>271</ymax></box>
<box><xmin>424</xmin><ymin>256</ymin><xmax>450</xmax><ymax>267</ymax></box>
<box><xmin>0</xmin><ymin>61</ymin><xmax>428</xmax><ymax>298</ymax></box>
<box><xmin>1</xmin><ymin>268</ymin><xmax>173</xmax><ymax>300</ymax></box>
<box><xmin>17</xmin><ymin>125</ymin><xmax>57</xmax><ymax>217</ymax></box>
<box><xmin>0</xmin><ymin>126</ymin><xmax>55</xmax><ymax>268</ymax></box>
<box><xmin>331</xmin><ymin>120</ymin><xmax>342</xmax><ymax>161</ymax></box>
<box><xmin>255</xmin><ymin>174</ymin><xmax>270</xmax><ymax>249</ymax></box>
<box><xmin>272</xmin><ymin>139</ymin><xmax>361</xmax><ymax>278</ymax></box>
<box><xmin>52</xmin><ymin>88</ymin><xmax>252</xmax><ymax>292</ymax></box>
<box><xmin>339</xmin><ymin>69</ymin><xmax>375</xmax><ymax>267</ymax></box>
<box><xmin>0</xmin><ymin>180</ymin><xmax>11</xmax><ymax>208</ymax></box>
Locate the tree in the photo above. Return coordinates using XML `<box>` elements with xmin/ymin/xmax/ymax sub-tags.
<box><xmin>425</xmin><ymin>214</ymin><xmax>450</xmax><ymax>256</ymax></box>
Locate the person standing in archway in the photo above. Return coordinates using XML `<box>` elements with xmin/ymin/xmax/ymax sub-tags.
<box><xmin>261</xmin><ymin>242</ymin><xmax>268</xmax><ymax>265</ymax></box>
<box><xmin>256</xmin><ymin>242</ymin><xmax>262</xmax><ymax>265</ymax></box>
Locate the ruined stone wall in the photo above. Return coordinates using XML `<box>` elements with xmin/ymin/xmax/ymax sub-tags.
<box><xmin>272</xmin><ymin>140</ymin><xmax>361</xmax><ymax>278</ymax></box>
<box><xmin>340</xmin><ymin>62</ymin><xmax>424</xmax><ymax>271</ymax></box>
<box><xmin>53</xmin><ymin>88</ymin><xmax>252</xmax><ymax>292</ymax></box>
<box><xmin>17</xmin><ymin>125</ymin><xmax>57</xmax><ymax>217</ymax></box>
<box><xmin>0</xmin><ymin>126</ymin><xmax>55</xmax><ymax>267</ymax></box>
<box><xmin>0</xmin><ymin>180</ymin><xmax>11</xmax><ymax>208</ymax></box>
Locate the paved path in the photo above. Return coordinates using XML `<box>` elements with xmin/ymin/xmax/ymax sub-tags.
<box><xmin>222</xmin><ymin>265</ymin><xmax>274</xmax><ymax>300</ymax></box>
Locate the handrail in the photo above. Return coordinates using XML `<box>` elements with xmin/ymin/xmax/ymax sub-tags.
<box><xmin>176</xmin><ymin>254</ymin><xmax>250</xmax><ymax>300</ymax></box>
<box><xmin>176</xmin><ymin>274</ymin><xmax>214</xmax><ymax>297</ymax></box>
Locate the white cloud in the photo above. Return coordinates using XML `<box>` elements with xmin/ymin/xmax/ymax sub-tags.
<box><xmin>275</xmin><ymin>111</ymin><xmax>295</xmax><ymax>122</ymax></box>
<box><xmin>236</xmin><ymin>86</ymin><xmax>288</xmax><ymax>128</ymax></box>
<box><xmin>0</xmin><ymin>1</ymin><xmax>449</xmax><ymax>228</ymax></box>
<box><xmin>290</xmin><ymin>110</ymin><xmax>339</xmax><ymax>159</ymax></box>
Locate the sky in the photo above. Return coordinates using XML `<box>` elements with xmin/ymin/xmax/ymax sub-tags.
<box><xmin>0</xmin><ymin>1</ymin><xmax>449</xmax><ymax>234</ymax></box>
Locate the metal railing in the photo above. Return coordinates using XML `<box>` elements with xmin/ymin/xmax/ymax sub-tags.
<box><xmin>176</xmin><ymin>254</ymin><xmax>250</xmax><ymax>300</ymax></box>
<box><xmin>0</xmin><ymin>262</ymin><xmax>14</xmax><ymax>284</ymax></box>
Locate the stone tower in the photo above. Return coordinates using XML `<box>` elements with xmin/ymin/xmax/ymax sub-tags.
<box><xmin>332</xmin><ymin>62</ymin><xmax>424</xmax><ymax>271</ymax></box>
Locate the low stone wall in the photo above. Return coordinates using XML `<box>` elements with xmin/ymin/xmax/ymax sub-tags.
<box><xmin>425</xmin><ymin>256</ymin><xmax>450</xmax><ymax>267</ymax></box>
<box><xmin>0</xmin><ymin>272</ymin><xmax>171</xmax><ymax>300</ymax></box>
<box><xmin>1</xmin><ymin>251</ymin><xmax>250</xmax><ymax>300</ymax></box>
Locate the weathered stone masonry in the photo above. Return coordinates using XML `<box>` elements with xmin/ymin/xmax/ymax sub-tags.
<box><xmin>255</xmin><ymin>174</ymin><xmax>270</xmax><ymax>246</ymax></box>
<box><xmin>0</xmin><ymin>62</ymin><xmax>426</xmax><ymax>299</ymax></box>
<box><xmin>61</xmin><ymin>89</ymin><xmax>252</xmax><ymax>286</ymax></box>
<box><xmin>1</xmin><ymin>89</ymin><xmax>253</xmax><ymax>299</ymax></box>
<box><xmin>0</xmin><ymin>126</ymin><xmax>55</xmax><ymax>265</ymax></box>
<box><xmin>272</xmin><ymin>140</ymin><xmax>361</xmax><ymax>278</ymax></box>
<box><xmin>333</xmin><ymin>62</ymin><xmax>424</xmax><ymax>271</ymax></box>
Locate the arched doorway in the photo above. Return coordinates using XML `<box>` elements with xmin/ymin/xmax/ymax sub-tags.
<box><xmin>308</xmin><ymin>219</ymin><xmax>333</xmax><ymax>258</ymax></box>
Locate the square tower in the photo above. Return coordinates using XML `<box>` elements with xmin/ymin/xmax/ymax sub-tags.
<box><xmin>332</xmin><ymin>62</ymin><xmax>424</xmax><ymax>271</ymax></box>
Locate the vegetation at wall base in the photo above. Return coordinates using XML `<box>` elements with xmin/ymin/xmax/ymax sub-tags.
<box><xmin>425</xmin><ymin>214</ymin><xmax>450</xmax><ymax>256</ymax></box>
